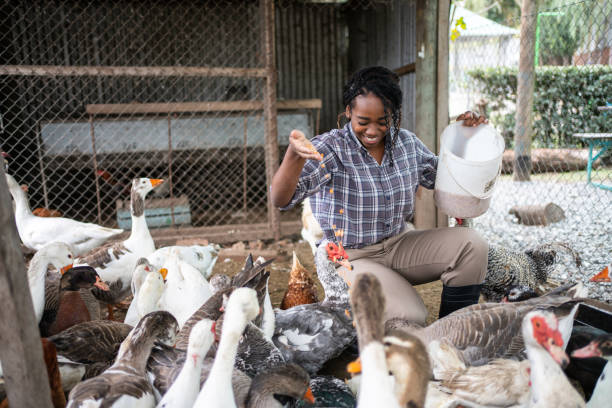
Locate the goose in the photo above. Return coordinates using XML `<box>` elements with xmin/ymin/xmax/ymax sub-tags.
<box><xmin>147</xmin><ymin>244</ymin><xmax>220</xmax><ymax>280</ymax></box>
<box><xmin>76</xmin><ymin>177</ymin><xmax>163</xmax><ymax>320</ymax></box>
<box><xmin>571</xmin><ymin>333</ymin><xmax>612</xmax><ymax>408</ymax></box>
<box><xmin>349</xmin><ymin>272</ymin><xmax>400</xmax><ymax>408</ymax></box>
<box><xmin>26</xmin><ymin>242</ymin><xmax>75</xmax><ymax>324</ymax></box>
<box><xmin>385</xmin><ymin>288</ymin><xmax>584</xmax><ymax>368</ymax></box>
<box><xmin>245</xmin><ymin>363</ymin><xmax>314</xmax><ymax>408</ymax></box>
<box><xmin>272</xmin><ymin>240</ymin><xmax>355</xmax><ymax>374</ymax></box>
<box><xmin>66</xmin><ymin>311</ymin><xmax>179</xmax><ymax>408</ymax></box>
<box><xmin>157</xmin><ymin>248</ymin><xmax>212</xmax><ymax>328</ymax></box>
<box><xmin>301</xmin><ymin>197</ymin><xmax>324</xmax><ymax>255</ymax></box>
<box><xmin>48</xmin><ymin>320</ymin><xmax>133</xmax><ymax>392</ymax></box>
<box><xmin>280</xmin><ymin>251</ymin><xmax>319</xmax><ymax>310</ymax></box>
<box><xmin>124</xmin><ymin>258</ymin><xmax>161</xmax><ymax>326</ymax></box>
<box><xmin>156</xmin><ymin>319</ymin><xmax>215</xmax><ymax>408</ymax></box>
<box><xmin>193</xmin><ymin>287</ymin><xmax>260</xmax><ymax>408</ymax></box>
<box><xmin>5</xmin><ymin>173</ymin><xmax>123</xmax><ymax>256</ymax></box>
<box><xmin>40</xmin><ymin>266</ymin><xmax>110</xmax><ymax>337</ymax></box>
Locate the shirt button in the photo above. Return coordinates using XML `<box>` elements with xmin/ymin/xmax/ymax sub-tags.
<box><xmin>385</xmin><ymin>195</ymin><xmax>390</xmax><ymax>200</ymax></box>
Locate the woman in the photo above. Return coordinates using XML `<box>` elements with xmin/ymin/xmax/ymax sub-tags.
<box><xmin>271</xmin><ymin>66</ymin><xmax>488</xmax><ymax>325</ymax></box>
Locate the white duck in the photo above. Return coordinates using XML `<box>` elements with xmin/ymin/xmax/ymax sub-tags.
<box><xmin>147</xmin><ymin>244</ymin><xmax>220</xmax><ymax>280</ymax></box>
<box><xmin>66</xmin><ymin>311</ymin><xmax>179</xmax><ymax>408</ymax></box>
<box><xmin>124</xmin><ymin>259</ymin><xmax>167</xmax><ymax>326</ymax></box>
<box><xmin>349</xmin><ymin>273</ymin><xmax>400</xmax><ymax>408</ymax></box>
<box><xmin>157</xmin><ymin>248</ymin><xmax>212</xmax><ymax>328</ymax></box>
<box><xmin>5</xmin><ymin>173</ymin><xmax>123</xmax><ymax>256</ymax></box>
<box><xmin>571</xmin><ymin>333</ymin><xmax>612</xmax><ymax>408</ymax></box>
<box><xmin>76</xmin><ymin>178</ymin><xmax>163</xmax><ymax>319</ymax></box>
<box><xmin>301</xmin><ymin>197</ymin><xmax>324</xmax><ymax>255</ymax></box>
<box><xmin>156</xmin><ymin>318</ymin><xmax>214</xmax><ymax>408</ymax></box>
<box><xmin>193</xmin><ymin>287</ymin><xmax>260</xmax><ymax>408</ymax></box>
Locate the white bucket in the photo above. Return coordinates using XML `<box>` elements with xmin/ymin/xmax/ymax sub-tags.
<box><xmin>434</xmin><ymin>121</ymin><xmax>505</xmax><ymax>218</ymax></box>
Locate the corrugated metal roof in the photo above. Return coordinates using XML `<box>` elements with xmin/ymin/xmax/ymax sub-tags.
<box><xmin>451</xmin><ymin>5</ymin><xmax>519</xmax><ymax>38</ymax></box>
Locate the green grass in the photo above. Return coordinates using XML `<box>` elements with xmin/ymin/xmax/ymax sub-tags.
<box><xmin>499</xmin><ymin>167</ymin><xmax>612</xmax><ymax>183</ymax></box>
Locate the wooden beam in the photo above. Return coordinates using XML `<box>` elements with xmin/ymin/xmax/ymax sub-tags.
<box><xmin>436</xmin><ymin>0</ymin><xmax>450</xmax><ymax>228</ymax></box>
<box><xmin>0</xmin><ymin>65</ymin><xmax>268</xmax><ymax>78</ymax></box>
<box><xmin>0</xmin><ymin>166</ymin><xmax>53</xmax><ymax>407</ymax></box>
<box><xmin>85</xmin><ymin>99</ymin><xmax>322</xmax><ymax>115</ymax></box>
<box><xmin>413</xmin><ymin>0</ymin><xmax>438</xmax><ymax>230</ymax></box>
<box><xmin>393</xmin><ymin>62</ymin><xmax>416</xmax><ymax>77</ymax></box>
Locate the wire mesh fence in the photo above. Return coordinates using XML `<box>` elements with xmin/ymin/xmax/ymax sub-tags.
<box><xmin>450</xmin><ymin>0</ymin><xmax>611</xmax><ymax>300</ymax></box>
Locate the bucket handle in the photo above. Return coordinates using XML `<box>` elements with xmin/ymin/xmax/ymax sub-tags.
<box><xmin>443</xmin><ymin>155</ymin><xmax>502</xmax><ymax>200</ymax></box>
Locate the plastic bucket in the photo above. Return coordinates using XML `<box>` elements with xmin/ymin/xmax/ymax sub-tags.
<box><xmin>434</xmin><ymin>121</ymin><xmax>505</xmax><ymax>218</ymax></box>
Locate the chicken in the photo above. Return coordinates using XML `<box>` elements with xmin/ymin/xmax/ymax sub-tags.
<box><xmin>483</xmin><ymin>242</ymin><xmax>581</xmax><ymax>302</ymax></box>
<box><xmin>280</xmin><ymin>251</ymin><xmax>319</xmax><ymax>310</ymax></box>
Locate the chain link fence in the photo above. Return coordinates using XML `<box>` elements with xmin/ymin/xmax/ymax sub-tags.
<box><xmin>450</xmin><ymin>0</ymin><xmax>611</xmax><ymax>300</ymax></box>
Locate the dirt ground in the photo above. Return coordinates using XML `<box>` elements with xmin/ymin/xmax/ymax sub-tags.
<box><xmin>211</xmin><ymin>237</ymin><xmax>443</xmax><ymax>325</ymax></box>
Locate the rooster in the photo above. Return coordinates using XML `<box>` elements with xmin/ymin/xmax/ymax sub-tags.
<box><xmin>483</xmin><ymin>242</ymin><xmax>581</xmax><ymax>302</ymax></box>
<box><xmin>280</xmin><ymin>251</ymin><xmax>319</xmax><ymax>309</ymax></box>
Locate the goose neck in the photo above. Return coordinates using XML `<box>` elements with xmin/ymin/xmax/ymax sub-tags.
<box><xmin>10</xmin><ymin>184</ymin><xmax>33</xmax><ymax>217</ymax></box>
<box><xmin>206</xmin><ymin>315</ymin><xmax>246</xmax><ymax>389</ymax></box>
<box><xmin>588</xmin><ymin>361</ymin><xmax>611</xmax><ymax>408</ymax></box>
<box><xmin>115</xmin><ymin>329</ymin><xmax>156</xmax><ymax>373</ymax></box>
<box><xmin>127</xmin><ymin>214</ymin><xmax>152</xmax><ymax>242</ymax></box>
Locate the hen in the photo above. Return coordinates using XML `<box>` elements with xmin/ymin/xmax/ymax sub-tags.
<box><xmin>280</xmin><ymin>251</ymin><xmax>319</xmax><ymax>310</ymax></box>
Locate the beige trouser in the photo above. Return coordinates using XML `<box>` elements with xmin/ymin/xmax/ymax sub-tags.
<box><xmin>343</xmin><ymin>227</ymin><xmax>488</xmax><ymax>326</ymax></box>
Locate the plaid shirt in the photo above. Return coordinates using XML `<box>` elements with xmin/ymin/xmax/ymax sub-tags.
<box><xmin>281</xmin><ymin>123</ymin><xmax>438</xmax><ymax>249</ymax></box>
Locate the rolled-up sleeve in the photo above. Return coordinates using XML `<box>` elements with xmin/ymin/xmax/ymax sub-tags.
<box><xmin>415</xmin><ymin>137</ymin><xmax>438</xmax><ymax>189</ymax></box>
<box><xmin>279</xmin><ymin>138</ymin><xmax>337</xmax><ymax>210</ymax></box>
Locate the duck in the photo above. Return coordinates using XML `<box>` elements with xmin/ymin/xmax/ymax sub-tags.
<box><xmin>272</xmin><ymin>240</ymin><xmax>355</xmax><ymax>375</ymax></box>
<box><xmin>291</xmin><ymin>375</ymin><xmax>355</xmax><ymax>408</ymax></box>
<box><xmin>22</xmin><ymin>242</ymin><xmax>75</xmax><ymax>328</ymax></box>
<box><xmin>66</xmin><ymin>311</ymin><xmax>179</xmax><ymax>408</ymax></box>
<box><xmin>157</xmin><ymin>248</ymin><xmax>212</xmax><ymax>328</ymax></box>
<box><xmin>348</xmin><ymin>272</ymin><xmax>400</xmax><ymax>408</ymax></box>
<box><xmin>301</xmin><ymin>197</ymin><xmax>324</xmax><ymax>255</ymax></box>
<box><xmin>280</xmin><ymin>251</ymin><xmax>319</xmax><ymax>310</ymax></box>
<box><xmin>245</xmin><ymin>363</ymin><xmax>315</xmax><ymax>408</ymax></box>
<box><xmin>147</xmin><ymin>243</ymin><xmax>220</xmax><ymax>280</ymax></box>
<box><xmin>41</xmin><ymin>338</ymin><xmax>67</xmax><ymax>408</ymax></box>
<box><xmin>156</xmin><ymin>318</ymin><xmax>215</xmax><ymax>408</ymax></box>
<box><xmin>124</xmin><ymin>258</ymin><xmax>159</xmax><ymax>326</ymax></box>
<box><xmin>76</xmin><ymin>177</ymin><xmax>163</xmax><ymax>320</ymax></box>
<box><xmin>40</xmin><ymin>266</ymin><xmax>110</xmax><ymax>337</ymax></box>
<box><xmin>385</xmin><ymin>285</ymin><xmax>585</xmax><ymax>368</ymax></box>
<box><xmin>49</xmin><ymin>320</ymin><xmax>134</xmax><ymax>392</ymax></box>
<box><xmin>193</xmin><ymin>287</ymin><xmax>260</xmax><ymax>408</ymax></box>
<box><xmin>18</xmin><ymin>184</ymin><xmax>63</xmax><ymax>218</ymax></box>
<box><xmin>5</xmin><ymin>173</ymin><xmax>123</xmax><ymax>256</ymax></box>
<box><xmin>571</xmin><ymin>333</ymin><xmax>612</xmax><ymax>408</ymax></box>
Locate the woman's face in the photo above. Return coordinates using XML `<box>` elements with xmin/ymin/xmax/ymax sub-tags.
<box><xmin>345</xmin><ymin>92</ymin><xmax>389</xmax><ymax>151</ymax></box>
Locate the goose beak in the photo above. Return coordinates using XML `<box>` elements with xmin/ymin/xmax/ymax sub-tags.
<box><xmin>590</xmin><ymin>266</ymin><xmax>610</xmax><ymax>282</ymax></box>
<box><xmin>94</xmin><ymin>276</ymin><xmax>110</xmax><ymax>291</ymax></box>
<box><xmin>159</xmin><ymin>268</ymin><xmax>168</xmax><ymax>281</ymax></box>
<box><xmin>302</xmin><ymin>387</ymin><xmax>315</xmax><ymax>404</ymax></box>
<box><xmin>346</xmin><ymin>357</ymin><xmax>362</xmax><ymax>374</ymax></box>
<box><xmin>60</xmin><ymin>264</ymin><xmax>73</xmax><ymax>275</ymax></box>
<box><xmin>150</xmin><ymin>179</ymin><xmax>164</xmax><ymax>188</ymax></box>
<box><xmin>571</xmin><ymin>341</ymin><xmax>602</xmax><ymax>358</ymax></box>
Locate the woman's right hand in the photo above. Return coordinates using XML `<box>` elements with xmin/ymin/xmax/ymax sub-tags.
<box><xmin>289</xmin><ymin>130</ymin><xmax>323</xmax><ymax>161</ymax></box>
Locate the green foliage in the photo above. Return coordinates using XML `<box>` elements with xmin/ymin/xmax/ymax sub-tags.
<box><xmin>467</xmin><ymin>65</ymin><xmax>612</xmax><ymax>148</ymax></box>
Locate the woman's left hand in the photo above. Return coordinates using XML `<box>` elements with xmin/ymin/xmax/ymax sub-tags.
<box><xmin>457</xmin><ymin>111</ymin><xmax>488</xmax><ymax>127</ymax></box>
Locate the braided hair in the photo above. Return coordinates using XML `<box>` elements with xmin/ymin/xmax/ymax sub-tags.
<box><xmin>340</xmin><ymin>66</ymin><xmax>403</xmax><ymax>167</ymax></box>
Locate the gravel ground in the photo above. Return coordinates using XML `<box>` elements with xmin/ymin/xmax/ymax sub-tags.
<box><xmin>470</xmin><ymin>178</ymin><xmax>611</xmax><ymax>302</ymax></box>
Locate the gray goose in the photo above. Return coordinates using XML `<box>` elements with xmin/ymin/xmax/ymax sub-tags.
<box><xmin>245</xmin><ymin>363</ymin><xmax>314</xmax><ymax>407</ymax></box>
<box><xmin>66</xmin><ymin>311</ymin><xmax>178</xmax><ymax>408</ymax></box>
<box><xmin>386</xmin><ymin>289</ymin><xmax>584</xmax><ymax>367</ymax></box>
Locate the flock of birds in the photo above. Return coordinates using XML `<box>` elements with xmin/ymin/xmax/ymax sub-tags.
<box><xmin>1</xmin><ymin>171</ymin><xmax>611</xmax><ymax>408</ymax></box>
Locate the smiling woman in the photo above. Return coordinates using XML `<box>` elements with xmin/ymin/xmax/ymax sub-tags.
<box><xmin>270</xmin><ymin>66</ymin><xmax>489</xmax><ymax>325</ymax></box>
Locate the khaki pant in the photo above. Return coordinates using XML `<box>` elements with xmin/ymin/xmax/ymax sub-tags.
<box><xmin>343</xmin><ymin>227</ymin><xmax>488</xmax><ymax>326</ymax></box>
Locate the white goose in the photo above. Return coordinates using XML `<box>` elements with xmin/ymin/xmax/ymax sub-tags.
<box><xmin>301</xmin><ymin>197</ymin><xmax>323</xmax><ymax>255</ymax></box>
<box><xmin>156</xmin><ymin>318</ymin><xmax>214</xmax><ymax>408</ymax></box>
<box><xmin>157</xmin><ymin>248</ymin><xmax>212</xmax><ymax>328</ymax></box>
<box><xmin>5</xmin><ymin>173</ymin><xmax>123</xmax><ymax>256</ymax></box>
<box><xmin>76</xmin><ymin>178</ymin><xmax>162</xmax><ymax>319</ymax></box>
<box><xmin>193</xmin><ymin>287</ymin><xmax>260</xmax><ymax>408</ymax></box>
<box><xmin>124</xmin><ymin>259</ymin><xmax>167</xmax><ymax>326</ymax></box>
<box><xmin>147</xmin><ymin>244</ymin><xmax>220</xmax><ymax>280</ymax></box>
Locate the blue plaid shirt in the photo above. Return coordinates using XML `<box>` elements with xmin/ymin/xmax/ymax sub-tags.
<box><xmin>281</xmin><ymin>123</ymin><xmax>438</xmax><ymax>249</ymax></box>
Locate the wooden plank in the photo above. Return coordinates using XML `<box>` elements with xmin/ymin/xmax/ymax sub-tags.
<box><xmin>0</xmin><ymin>65</ymin><xmax>268</xmax><ymax>78</ymax></box>
<box><xmin>436</xmin><ymin>0</ymin><xmax>450</xmax><ymax>228</ymax></box>
<box><xmin>0</xmin><ymin>166</ymin><xmax>53</xmax><ymax>407</ymax></box>
<box><xmin>413</xmin><ymin>0</ymin><xmax>438</xmax><ymax>230</ymax></box>
<box><xmin>261</xmin><ymin>0</ymin><xmax>281</xmax><ymax>241</ymax></box>
<box><xmin>85</xmin><ymin>99</ymin><xmax>321</xmax><ymax>115</ymax></box>
<box><xmin>394</xmin><ymin>63</ymin><xmax>416</xmax><ymax>77</ymax></box>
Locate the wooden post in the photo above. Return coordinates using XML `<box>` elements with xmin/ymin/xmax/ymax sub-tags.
<box><xmin>0</xmin><ymin>165</ymin><xmax>53</xmax><ymax>407</ymax></box>
<box><xmin>514</xmin><ymin>0</ymin><xmax>538</xmax><ymax>181</ymax></box>
<box><xmin>436</xmin><ymin>0</ymin><xmax>450</xmax><ymax>228</ymax></box>
<box><xmin>261</xmin><ymin>0</ymin><xmax>281</xmax><ymax>240</ymax></box>
<box><xmin>414</xmin><ymin>0</ymin><xmax>438</xmax><ymax>230</ymax></box>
